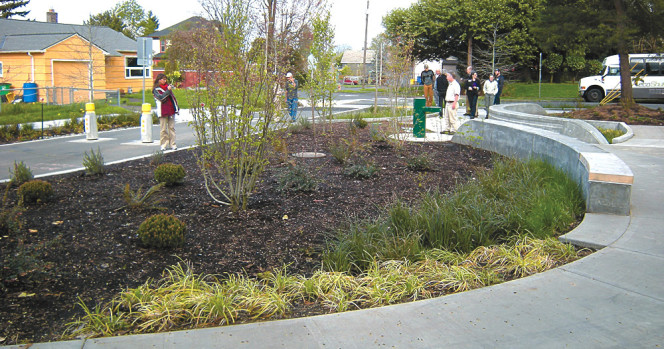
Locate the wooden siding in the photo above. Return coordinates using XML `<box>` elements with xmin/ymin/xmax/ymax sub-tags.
<box><xmin>0</xmin><ymin>34</ymin><xmax>145</xmax><ymax>95</ymax></box>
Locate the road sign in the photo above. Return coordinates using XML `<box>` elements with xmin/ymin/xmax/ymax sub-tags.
<box><xmin>137</xmin><ymin>37</ymin><xmax>153</xmax><ymax>67</ymax></box>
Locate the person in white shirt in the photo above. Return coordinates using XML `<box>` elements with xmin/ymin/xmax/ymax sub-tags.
<box><xmin>441</xmin><ymin>72</ymin><xmax>461</xmax><ymax>134</ymax></box>
<box><xmin>483</xmin><ymin>74</ymin><xmax>498</xmax><ymax>119</ymax></box>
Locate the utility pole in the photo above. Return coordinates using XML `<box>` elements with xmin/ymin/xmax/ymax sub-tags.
<box><xmin>362</xmin><ymin>0</ymin><xmax>369</xmax><ymax>89</ymax></box>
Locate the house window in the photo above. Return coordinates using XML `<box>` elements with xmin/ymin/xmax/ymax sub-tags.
<box><xmin>160</xmin><ymin>39</ymin><xmax>170</xmax><ymax>53</ymax></box>
<box><xmin>0</xmin><ymin>62</ymin><xmax>3</xmax><ymax>77</ymax></box>
<box><xmin>125</xmin><ymin>56</ymin><xmax>150</xmax><ymax>79</ymax></box>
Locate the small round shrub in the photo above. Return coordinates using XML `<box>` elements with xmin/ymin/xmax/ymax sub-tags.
<box><xmin>154</xmin><ymin>163</ymin><xmax>186</xmax><ymax>186</ymax></box>
<box><xmin>17</xmin><ymin>179</ymin><xmax>53</xmax><ymax>204</ymax></box>
<box><xmin>137</xmin><ymin>214</ymin><xmax>186</xmax><ymax>248</ymax></box>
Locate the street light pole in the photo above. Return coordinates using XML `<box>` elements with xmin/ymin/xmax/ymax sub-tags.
<box><xmin>362</xmin><ymin>0</ymin><xmax>369</xmax><ymax>89</ymax></box>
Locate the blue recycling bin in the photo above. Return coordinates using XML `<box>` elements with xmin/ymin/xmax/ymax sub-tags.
<box><xmin>23</xmin><ymin>82</ymin><xmax>38</xmax><ymax>103</ymax></box>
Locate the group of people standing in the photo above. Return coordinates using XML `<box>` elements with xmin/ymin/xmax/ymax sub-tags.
<box><xmin>420</xmin><ymin>65</ymin><xmax>504</xmax><ymax>134</ymax></box>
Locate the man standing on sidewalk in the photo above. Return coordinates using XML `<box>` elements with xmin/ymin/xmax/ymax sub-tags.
<box><xmin>436</xmin><ymin>69</ymin><xmax>449</xmax><ymax>115</ymax></box>
<box><xmin>421</xmin><ymin>64</ymin><xmax>436</xmax><ymax>107</ymax></box>
<box><xmin>441</xmin><ymin>72</ymin><xmax>461</xmax><ymax>134</ymax></box>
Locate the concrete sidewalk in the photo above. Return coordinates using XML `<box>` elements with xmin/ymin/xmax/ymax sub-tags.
<box><xmin>3</xmin><ymin>116</ymin><xmax>664</xmax><ymax>348</ymax></box>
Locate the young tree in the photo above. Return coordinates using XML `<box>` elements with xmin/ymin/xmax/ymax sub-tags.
<box><xmin>0</xmin><ymin>0</ymin><xmax>29</xmax><ymax>18</ymax></box>
<box><xmin>309</xmin><ymin>10</ymin><xmax>337</xmax><ymax>122</ymax></box>
<box><xmin>170</xmin><ymin>0</ymin><xmax>283</xmax><ymax>212</ymax></box>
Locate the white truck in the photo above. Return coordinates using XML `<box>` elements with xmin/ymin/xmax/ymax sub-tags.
<box><xmin>579</xmin><ymin>53</ymin><xmax>664</xmax><ymax>102</ymax></box>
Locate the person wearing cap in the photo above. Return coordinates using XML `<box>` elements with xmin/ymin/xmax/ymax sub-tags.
<box><xmin>420</xmin><ymin>64</ymin><xmax>436</xmax><ymax>107</ymax></box>
<box><xmin>494</xmin><ymin>69</ymin><xmax>505</xmax><ymax>105</ymax></box>
<box><xmin>285</xmin><ymin>72</ymin><xmax>298</xmax><ymax>121</ymax></box>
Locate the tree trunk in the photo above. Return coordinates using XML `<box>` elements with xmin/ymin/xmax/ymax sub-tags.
<box><xmin>614</xmin><ymin>0</ymin><xmax>634</xmax><ymax>107</ymax></box>
<box><xmin>467</xmin><ymin>36</ymin><xmax>473</xmax><ymax>67</ymax></box>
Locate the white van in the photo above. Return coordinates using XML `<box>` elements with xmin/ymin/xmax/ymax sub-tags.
<box><xmin>578</xmin><ymin>53</ymin><xmax>664</xmax><ymax>102</ymax></box>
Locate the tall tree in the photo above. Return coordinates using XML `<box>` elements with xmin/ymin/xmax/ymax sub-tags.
<box><xmin>383</xmin><ymin>0</ymin><xmax>541</xmax><ymax>72</ymax></box>
<box><xmin>0</xmin><ymin>0</ymin><xmax>29</xmax><ymax>18</ymax></box>
<box><xmin>86</xmin><ymin>0</ymin><xmax>159</xmax><ymax>39</ymax></box>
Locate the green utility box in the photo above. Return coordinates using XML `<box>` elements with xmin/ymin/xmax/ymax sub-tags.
<box><xmin>0</xmin><ymin>83</ymin><xmax>11</xmax><ymax>96</ymax></box>
<box><xmin>413</xmin><ymin>97</ymin><xmax>441</xmax><ymax>138</ymax></box>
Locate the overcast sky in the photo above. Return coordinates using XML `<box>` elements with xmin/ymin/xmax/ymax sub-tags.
<box><xmin>24</xmin><ymin>0</ymin><xmax>417</xmax><ymax>50</ymax></box>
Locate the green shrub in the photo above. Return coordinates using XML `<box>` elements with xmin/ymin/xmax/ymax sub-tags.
<box><xmin>137</xmin><ymin>214</ymin><xmax>186</xmax><ymax>248</ymax></box>
<box><xmin>0</xmin><ymin>185</ymin><xmax>23</xmax><ymax>235</ymax></box>
<box><xmin>406</xmin><ymin>154</ymin><xmax>433</xmax><ymax>171</ymax></box>
<box><xmin>18</xmin><ymin>179</ymin><xmax>53</xmax><ymax>204</ymax></box>
<box><xmin>352</xmin><ymin>115</ymin><xmax>368</xmax><ymax>129</ymax></box>
<box><xmin>368</xmin><ymin>123</ymin><xmax>386</xmax><ymax>142</ymax></box>
<box><xmin>277</xmin><ymin>164</ymin><xmax>319</xmax><ymax>192</ymax></box>
<box><xmin>83</xmin><ymin>147</ymin><xmax>105</xmax><ymax>175</ymax></box>
<box><xmin>597</xmin><ymin>127</ymin><xmax>625</xmax><ymax>144</ymax></box>
<box><xmin>154</xmin><ymin>163</ymin><xmax>186</xmax><ymax>186</ymax></box>
<box><xmin>9</xmin><ymin>161</ymin><xmax>34</xmax><ymax>186</ymax></box>
<box><xmin>344</xmin><ymin>160</ymin><xmax>378</xmax><ymax>179</ymax></box>
<box><xmin>288</xmin><ymin>117</ymin><xmax>311</xmax><ymax>133</ymax></box>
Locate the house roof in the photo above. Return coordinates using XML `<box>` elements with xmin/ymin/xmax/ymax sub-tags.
<box><xmin>0</xmin><ymin>18</ymin><xmax>137</xmax><ymax>56</ymax></box>
<box><xmin>340</xmin><ymin>50</ymin><xmax>376</xmax><ymax>64</ymax></box>
<box><xmin>147</xmin><ymin>16</ymin><xmax>208</xmax><ymax>38</ymax></box>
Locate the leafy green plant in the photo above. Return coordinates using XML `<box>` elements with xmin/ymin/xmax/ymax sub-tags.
<box><xmin>343</xmin><ymin>159</ymin><xmax>378</xmax><ymax>179</ymax></box>
<box><xmin>329</xmin><ymin>139</ymin><xmax>352</xmax><ymax>165</ymax></box>
<box><xmin>277</xmin><ymin>164</ymin><xmax>319</xmax><ymax>192</ymax></box>
<box><xmin>154</xmin><ymin>163</ymin><xmax>186</xmax><ymax>186</ymax></box>
<box><xmin>0</xmin><ymin>184</ymin><xmax>23</xmax><ymax>235</ymax></box>
<box><xmin>351</xmin><ymin>115</ymin><xmax>368</xmax><ymax>129</ymax></box>
<box><xmin>406</xmin><ymin>154</ymin><xmax>433</xmax><ymax>172</ymax></box>
<box><xmin>368</xmin><ymin>123</ymin><xmax>387</xmax><ymax>142</ymax></box>
<box><xmin>120</xmin><ymin>182</ymin><xmax>166</xmax><ymax>210</ymax></box>
<box><xmin>17</xmin><ymin>179</ymin><xmax>53</xmax><ymax>204</ymax></box>
<box><xmin>137</xmin><ymin>214</ymin><xmax>186</xmax><ymax>248</ymax></box>
<box><xmin>83</xmin><ymin>147</ymin><xmax>105</xmax><ymax>175</ymax></box>
<box><xmin>597</xmin><ymin>127</ymin><xmax>625</xmax><ymax>144</ymax></box>
<box><xmin>9</xmin><ymin>160</ymin><xmax>34</xmax><ymax>186</ymax></box>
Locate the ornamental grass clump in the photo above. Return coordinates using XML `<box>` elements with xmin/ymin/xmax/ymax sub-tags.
<box><xmin>154</xmin><ymin>163</ymin><xmax>186</xmax><ymax>186</ymax></box>
<box><xmin>83</xmin><ymin>147</ymin><xmax>105</xmax><ymax>175</ymax></box>
<box><xmin>277</xmin><ymin>164</ymin><xmax>319</xmax><ymax>192</ymax></box>
<box><xmin>17</xmin><ymin>179</ymin><xmax>53</xmax><ymax>205</ymax></box>
<box><xmin>323</xmin><ymin>157</ymin><xmax>584</xmax><ymax>271</ymax></box>
<box><xmin>137</xmin><ymin>214</ymin><xmax>186</xmax><ymax>248</ymax></box>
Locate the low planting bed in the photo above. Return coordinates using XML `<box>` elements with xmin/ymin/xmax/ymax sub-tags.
<box><xmin>0</xmin><ymin>121</ymin><xmax>587</xmax><ymax>345</ymax></box>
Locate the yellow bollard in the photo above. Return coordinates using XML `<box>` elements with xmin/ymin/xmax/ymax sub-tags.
<box><xmin>84</xmin><ymin>102</ymin><xmax>98</xmax><ymax>140</ymax></box>
<box><xmin>140</xmin><ymin>103</ymin><xmax>153</xmax><ymax>143</ymax></box>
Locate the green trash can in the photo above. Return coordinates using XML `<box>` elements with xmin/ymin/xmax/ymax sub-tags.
<box><xmin>0</xmin><ymin>83</ymin><xmax>11</xmax><ymax>96</ymax></box>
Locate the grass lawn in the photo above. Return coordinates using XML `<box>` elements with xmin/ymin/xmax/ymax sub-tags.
<box><xmin>0</xmin><ymin>101</ymin><xmax>132</xmax><ymax>125</ymax></box>
<box><xmin>502</xmin><ymin>82</ymin><xmax>579</xmax><ymax>100</ymax></box>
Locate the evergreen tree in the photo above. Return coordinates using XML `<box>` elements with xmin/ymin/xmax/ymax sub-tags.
<box><xmin>0</xmin><ymin>0</ymin><xmax>29</xmax><ymax>18</ymax></box>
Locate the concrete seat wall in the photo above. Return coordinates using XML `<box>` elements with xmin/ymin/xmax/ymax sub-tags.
<box><xmin>453</xmin><ymin>119</ymin><xmax>632</xmax><ymax>215</ymax></box>
<box><xmin>489</xmin><ymin>103</ymin><xmax>609</xmax><ymax>144</ymax></box>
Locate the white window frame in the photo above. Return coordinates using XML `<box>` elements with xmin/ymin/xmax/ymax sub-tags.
<box><xmin>124</xmin><ymin>56</ymin><xmax>150</xmax><ymax>79</ymax></box>
<box><xmin>0</xmin><ymin>61</ymin><xmax>3</xmax><ymax>77</ymax></box>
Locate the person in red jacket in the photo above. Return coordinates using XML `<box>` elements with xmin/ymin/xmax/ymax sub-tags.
<box><xmin>152</xmin><ymin>73</ymin><xmax>179</xmax><ymax>151</ymax></box>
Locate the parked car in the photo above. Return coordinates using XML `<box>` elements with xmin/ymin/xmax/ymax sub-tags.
<box><xmin>343</xmin><ymin>76</ymin><xmax>360</xmax><ymax>85</ymax></box>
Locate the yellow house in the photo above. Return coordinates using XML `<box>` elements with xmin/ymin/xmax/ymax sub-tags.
<box><xmin>0</xmin><ymin>17</ymin><xmax>150</xmax><ymax>104</ymax></box>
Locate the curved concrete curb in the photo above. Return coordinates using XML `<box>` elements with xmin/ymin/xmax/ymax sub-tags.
<box><xmin>584</xmin><ymin>120</ymin><xmax>634</xmax><ymax>143</ymax></box>
<box><xmin>490</xmin><ymin>103</ymin><xmax>609</xmax><ymax>144</ymax></box>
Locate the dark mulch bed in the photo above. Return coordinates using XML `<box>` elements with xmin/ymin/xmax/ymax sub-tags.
<box><xmin>0</xmin><ymin>122</ymin><xmax>493</xmax><ymax>345</ymax></box>
<box><xmin>562</xmin><ymin>103</ymin><xmax>664</xmax><ymax>125</ymax></box>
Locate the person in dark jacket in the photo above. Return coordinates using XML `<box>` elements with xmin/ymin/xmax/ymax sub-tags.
<box><xmin>153</xmin><ymin>73</ymin><xmax>179</xmax><ymax>151</ymax></box>
<box><xmin>466</xmin><ymin>71</ymin><xmax>481</xmax><ymax>120</ymax></box>
<box><xmin>494</xmin><ymin>69</ymin><xmax>505</xmax><ymax>105</ymax></box>
<box><xmin>435</xmin><ymin>70</ymin><xmax>449</xmax><ymax>116</ymax></box>
<box><xmin>420</xmin><ymin>64</ymin><xmax>436</xmax><ymax>107</ymax></box>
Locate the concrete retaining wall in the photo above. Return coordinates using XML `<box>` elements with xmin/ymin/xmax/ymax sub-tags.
<box><xmin>453</xmin><ymin>119</ymin><xmax>633</xmax><ymax>215</ymax></box>
<box><xmin>490</xmin><ymin>103</ymin><xmax>609</xmax><ymax>144</ymax></box>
